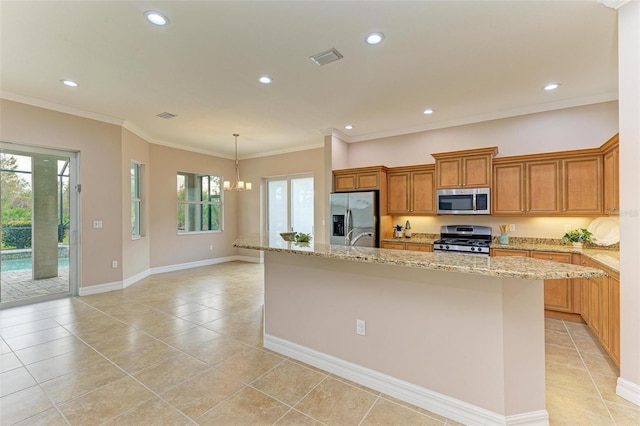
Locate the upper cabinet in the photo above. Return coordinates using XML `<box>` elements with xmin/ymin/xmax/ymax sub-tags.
<box><xmin>333</xmin><ymin>166</ymin><xmax>388</xmax><ymax>215</ymax></box>
<box><xmin>493</xmin><ymin>158</ymin><xmax>562</xmax><ymax>215</ymax></box>
<box><xmin>601</xmin><ymin>134</ymin><xmax>620</xmax><ymax>215</ymax></box>
<box><xmin>562</xmin><ymin>155</ymin><xmax>603</xmax><ymax>215</ymax></box>
<box><xmin>387</xmin><ymin>165</ymin><xmax>436</xmax><ymax>215</ymax></box>
<box><xmin>432</xmin><ymin>147</ymin><xmax>498</xmax><ymax>189</ymax></box>
<box><xmin>493</xmin><ymin>150</ymin><xmax>603</xmax><ymax>216</ymax></box>
<box><xmin>333</xmin><ymin>166</ymin><xmax>388</xmax><ymax>192</ymax></box>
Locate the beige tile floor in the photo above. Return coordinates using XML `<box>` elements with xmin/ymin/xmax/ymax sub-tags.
<box><xmin>0</xmin><ymin>261</ymin><xmax>638</xmax><ymax>425</ymax></box>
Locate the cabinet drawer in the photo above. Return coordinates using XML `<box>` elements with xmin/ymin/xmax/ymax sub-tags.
<box><xmin>405</xmin><ymin>243</ymin><xmax>433</xmax><ymax>252</ymax></box>
<box><xmin>530</xmin><ymin>252</ymin><xmax>572</xmax><ymax>264</ymax></box>
<box><xmin>491</xmin><ymin>249</ymin><xmax>529</xmax><ymax>257</ymax></box>
<box><xmin>381</xmin><ymin>242</ymin><xmax>405</xmax><ymax>250</ymax></box>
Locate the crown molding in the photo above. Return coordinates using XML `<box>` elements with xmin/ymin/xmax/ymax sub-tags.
<box><xmin>240</xmin><ymin>142</ymin><xmax>325</xmax><ymax>160</ymax></box>
<box><xmin>0</xmin><ymin>91</ymin><xmax>124</xmax><ymax>126</ymax></box>
<box><xmin>598</xmin><ymin>0</ymin><xmax>631</xmax><ymax>9</ymax></box>
<box><xmin>345</xmin><ymin>92</ymin><xmax>618</xmax><ymax>144</ymax></box>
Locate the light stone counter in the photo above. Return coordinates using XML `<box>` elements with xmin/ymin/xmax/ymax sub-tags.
<box><xmin>234</xmin><ymin>235</ymin><xmax>605</xmax><ymax>280</ymax></box>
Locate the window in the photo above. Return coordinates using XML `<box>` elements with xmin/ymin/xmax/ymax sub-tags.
<box><xmin>266</xmin><ymin>175</ymin><xmax>313</xmax><ymax>239</ymax></box>
<box><xmin>177</xmin><ymin>172</ymin><xmax>222</xmax><ymax>233</ymax></box>
<box><xmin>130</xmin><ymin>161</ymin><xmax>143</xmax><ymax>238</ymax></box>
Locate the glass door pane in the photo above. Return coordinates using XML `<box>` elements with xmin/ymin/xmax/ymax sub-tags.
<box><xmin>291</xmin><ymin>177</ymin><xmax>314</xmax><ymax>235</ymax></box>
<box><xmin>1</xmin><ymin>145</ymin><xmax>75</xmax><ymax>307</ymax></box>
<box><xmin>267</xmin><ymin>179</ymin><xmax>288</xmax><ymax>240</ymax></box>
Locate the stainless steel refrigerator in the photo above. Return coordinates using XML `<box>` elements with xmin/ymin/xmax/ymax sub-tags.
<box><xmin>330</xmin><ymin>191</ymin><xmax>379</xmax><ymax>247</ymax></box>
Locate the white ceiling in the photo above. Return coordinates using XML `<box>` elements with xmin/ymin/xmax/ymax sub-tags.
<box><xmin>0</xmin><ymin>1</ymin><xmax>618</xmax><ymax>159</ymax></box>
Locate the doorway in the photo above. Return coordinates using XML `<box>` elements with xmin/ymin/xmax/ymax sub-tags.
<box><xmin>266</xmin><ymin>175</ymin><xmax>314</xmax><ymax>240</ymax></box>
<box><xmin>0</xmin><ymin>143</ymin><xmax>78</xmax><ymax>308</ymax></box>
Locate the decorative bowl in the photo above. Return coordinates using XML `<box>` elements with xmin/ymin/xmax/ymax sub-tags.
<box><xmin>280</xmin><ymin>232</ymin><xmax>297</xmax><ymax>242</ymax></box>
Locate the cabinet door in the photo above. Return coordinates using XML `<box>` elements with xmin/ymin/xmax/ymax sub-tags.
<box><xmin>334</xmin><ymin>174</ymin><xmax>356</xmax><ymax>191</ymax></box>
<box><xmin>356</xmin><ymin>172</ymin><xmax>380</xmax><ymax>190</ymax></box>
<box><xmin>531</xmin><ymin>252</ymin><xmax>573</xmax><ymax>312</ymax></box>
<box><xmin>603</xmin><ymin>146</ymin><xmax>619</xmax><ymax>214</ymax></box>
<box><xmin>600</xmin><ymin>272</ymin><xmax>610</xmax><ymax>350</ymax></box>
<box><xmin>405</xmin><ymin>243</ymin><xmax>433</xmax><ymax>252</ymax></box>
<box><xmin>381</xmin><ymin>242</ymin><xmax>405</xmax><ymax>250</ymax></box>
<box><xmin>493</xmin><ymin>163</ymin><xmax>525</xmax><ymax>215</ymax></box>
<box><xmin>437</xmin><ymin>158</ymin><xmax>462</xmax><ymax>188</ymax></box>
<box><xmin>609</xmin><ymin>273</ymin><xmax>620</xmax><ymax>366</ymax></box>
<box><xmin>387</xmin><ymin>172</ymin><xmax>410</xmax><ymax>214</ymax></box>
<box><xmin>581</xmin><ymin>277</ymin><xmax>591</xmax><ymax>323</ymax></box>
<box><xmin>526</xmin><ymin>160</ymin><xmax>562</xmax><ymax>214</ymax></box>
<box><xmin>563</xmin><ymin>156</ymin><xmax>603</xmax><ymax>215</ymax></box>
<box><xmin>589</xmin><ymin>276</ymin><xmax>601</xmax><ymax>335</ymax></box>
<box><xmin>463</xmin><ymin>155</ymin><xmax>492</xmax><ymax>187</ymax></box>
<box><xmin>411</xmin><ymin>169</ymin><xmax>435</xmax><ymax>214</ymax></box>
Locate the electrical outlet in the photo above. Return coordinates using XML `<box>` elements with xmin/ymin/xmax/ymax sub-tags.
<box><xmin>93</xmin><ymin>220</ymin><xmax>103</xmax><ymax>229</ymax></box>
<box><xmin>509</xmin><ymin>224</ymin><xmax>515</xmax><ymax>232</ymax></box>
<box><xmin>112</xmin><ymin>260</ymin><xmax>118</xmax><ymax>268</ymax></box>
<box><xmin>356</xmin><ymin>319</ymin><xmax>366</xmax><ymax>336</ymax></box>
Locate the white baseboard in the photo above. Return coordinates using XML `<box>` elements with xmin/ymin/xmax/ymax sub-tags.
<box><xmin>264</xmin><ymin>334</ymin><xmax>549</xmax><ymax>426</ymax></box>
<box><xmin>617</xmin><ymin>377</ymin><xmax>640</xmax><ymax>406</ymax></box>
<box><xmin>79</xmin><ymin>256</ymin><xmax>259</xmax><ymax>296</ymax></box>
<box><xmin>78</xmin><ymin>280</ymin><xmax>123</xmax><ymax>296</ymax></box>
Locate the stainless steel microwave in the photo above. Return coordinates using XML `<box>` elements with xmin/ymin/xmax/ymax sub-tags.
<box><xmin>436</xmin><ymin>188</ymin><xmax>491</xmax><ymax>215</ymax></box>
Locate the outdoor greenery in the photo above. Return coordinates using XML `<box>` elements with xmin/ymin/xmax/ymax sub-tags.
<box><xmin>1</xmin><ymin>153</ymin><xmax>70</xmax><ymax>249</ymax></box>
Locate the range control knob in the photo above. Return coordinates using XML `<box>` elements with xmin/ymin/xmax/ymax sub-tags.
<box><xmin>445</xmin><ymin>245</ymin><xmax>450</xmax><ymax>250</ymax></box>
<box><xmin>470</xmin><ymin>247</ymin><xmax>475</xmax><ymax>251</ymax></box>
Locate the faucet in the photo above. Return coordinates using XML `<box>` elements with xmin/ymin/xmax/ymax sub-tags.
<box><xmin>350</xmin><ymin>232</ymin><xmax>374</xmax><ymax>246</ymax></box>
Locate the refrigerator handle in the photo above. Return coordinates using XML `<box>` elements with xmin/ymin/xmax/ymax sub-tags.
<box><xmin>345</xmin><ymin>209</ymin><xmax>353</xmax><ymax>245</ymax></box>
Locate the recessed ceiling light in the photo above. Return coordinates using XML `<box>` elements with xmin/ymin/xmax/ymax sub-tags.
<box><xmin>543</xmin><ymin>82</ymin><xmax>561</xmax><ymax>91</ymax></box>
<box><xmin>144</xmin><ymin>10</ymin><xmax>169</xmax><ymax>26</ymax></box>
<box><xmin>345</xmin><ymin>125</ymin><xmax>354</xmax><ymax>130</ymax></box>
<box><xmin>365</xmin><ymin>32</ymin><xmax>385</xmax><ymax>45</ymax></box>
<box><xmin>258</xmin><ymin>76</ymin><xmax>272</xmax><ymax>84</ymax></box>
<box><xmin>60</xmin><ymin>79</ymin><xmax>79</xmax><ymax>87</ymax></box>
<box><xmin>423</xmin><ymin>109</ymin><xmax>435</xmax><ymax>115</ymax></box>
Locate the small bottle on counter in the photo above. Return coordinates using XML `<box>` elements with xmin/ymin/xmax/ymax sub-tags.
<box><xmin>405</xmin><ymin>220</ymin><xmax>412</xmax><ymax>238</ymax></box>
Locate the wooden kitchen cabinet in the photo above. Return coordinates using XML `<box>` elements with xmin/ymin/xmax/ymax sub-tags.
<box><xmin>602</xmin><ymin>134</ymin><xmax>620</xmax><ymax>215</ymax></box>
<box><xmin>490</xmin><ymin>248</ymin><xmax>529</xmax><ymax>257</ymax></box>
<box><xmin>380</xmin><ymin>242</ymin><xmax>406</xmax><ymax>250</ymax></box>
<box><xmin>387</xmin><ymin>165</ymin><xmax>435</xmax><ymax>215</ymax></box>
<box><xmin>405</xmin><ymin>243</ymin><xmax>433</xmax><ymax>252</ymax></box>
<box><xmin>562</xmin><ymin>155</ymin><xmax>603</xmax><ymax>215</ymax></box>
<box><xmin>492</xmin><ymin>158</ymin><xmax>562</xmax><ymax>215</ymax></box>
<box><xmin>432</xmin><ymin>147</ymin><xmax>498</xmax><ymax>189</ymax></box>
<box><xmin>579</xmin><ymin>255</ymin><xmax>620</xmax><ymax>366</ymax></box>
<box><xmin>530</xmin><ymin>251</ymin><xmax>573</xmax><ymax>312</ymax></box>
<box><xmin>333</xmin><ymin>166</ymin><xmax>388</xmax><ymax>192</ymax></box>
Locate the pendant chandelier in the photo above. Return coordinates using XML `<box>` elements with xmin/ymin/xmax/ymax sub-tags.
<box><xmin>223</xmin><ymin>133</ymin><xmax>252</xmax><ymax>191</ymax></box>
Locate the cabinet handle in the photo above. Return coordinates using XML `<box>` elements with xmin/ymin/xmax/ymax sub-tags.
<box><xmin>520</xmin><ymin>209</ymin><xmax>524</xmax><ymax>212</ymax></box>
<box><xmin>548</xmin><ymin>256</ymin><xmax>553</xmax><ymax>260</ymax></box>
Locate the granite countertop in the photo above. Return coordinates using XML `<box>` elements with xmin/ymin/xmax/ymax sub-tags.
<box><xmin>234</xmin><ymin>235</ymin><xmax>606</xmax><ymax>280</ymax></box>
<box><xmin>381</xmin><ymin>235</ymin><xmax>620</xmax><ymax>273</ymax></box>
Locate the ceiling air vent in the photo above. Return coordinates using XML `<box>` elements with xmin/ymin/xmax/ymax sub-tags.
<box><xmin>310</xmin><ymin>48</ymin><xmax>343</xmax><ymax>66</ymax></box>
<box><xmin>156</xmin><ymin>112</ymin><xmax>177</xmax><ymax>119</ymax></box>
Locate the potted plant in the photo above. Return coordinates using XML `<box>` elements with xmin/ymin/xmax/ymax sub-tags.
<box><xmin>562</xmin><ymin>228</ymin><xmax>593</xmax><ymax>248</ymax></box>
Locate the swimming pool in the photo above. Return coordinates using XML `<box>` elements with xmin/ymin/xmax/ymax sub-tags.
<box><xmin>1</xmin><ymin>257</ymin><xmax>69</xmax><ymax>272</ymax></box>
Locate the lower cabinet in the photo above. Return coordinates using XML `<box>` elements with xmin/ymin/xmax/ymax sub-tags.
<box><xmin>580</xmin><ymin>256</ymin><xmax>620</xmax><ymax>366</ymax></box>
<box><xmin>380</xmin><ymin>241</ymin><xmax>433</xmax><ymax>252</ymax></box>
<box><xmin>492</xmin><ymin>249</ymin><xmax>575</xmax><ymax>313</ymax></box>
<box><xmin>530</xmin><ymin>251</ymin><xmax>573</xmax><ymax>312</ymax></box>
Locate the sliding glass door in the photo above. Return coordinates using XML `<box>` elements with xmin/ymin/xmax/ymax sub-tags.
<box><xmin>0</xmin><ymin>143</ymin><xmax>78</xmax><ymax>308</ymax></box>
<box><xmin>266</xmin><ymin>175</ymin><xmax>314</xmax><ymax>240</ymax></box>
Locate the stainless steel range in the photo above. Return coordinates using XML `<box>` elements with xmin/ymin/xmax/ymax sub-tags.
<box><xmin>433</xmin><ymin>225</ymin><xmax>492</xmax><ymax>255</ymax></box>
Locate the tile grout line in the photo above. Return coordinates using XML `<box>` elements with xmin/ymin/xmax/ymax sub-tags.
<box><xmin>561</xmin><ymin>319</ymin><xmax>618</xmax><ymax>425</ymax></box>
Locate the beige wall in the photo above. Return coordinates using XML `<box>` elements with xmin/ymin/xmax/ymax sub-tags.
<box><xmin>148</xmin><ymin>144</ymin><xmax>237</xmax><ymax>268</ymax></box>
<box><xmin>121</xmin><ymin>129</ymin><xmax>151</xmax><ymax>279</ymax></box>
<box><xmin>237</xmin><ymin>148</ymin><xmax>326</xmax><ymax>259</ymax></box>
<box><xmin>347</xmin><ymin>102</ymin><xmax>619</xmax><ymax>168</ymax></box>
<box><xmin>0</xmin><ymin>99</ymin><xmax>123</xmax><ymax>287</ymax></box>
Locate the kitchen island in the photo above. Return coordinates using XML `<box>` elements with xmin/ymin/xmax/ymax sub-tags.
<box><xmin>233</xmin><ymin>236</ymin><xmax>605</xmax><ymax>425</ymax></box>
